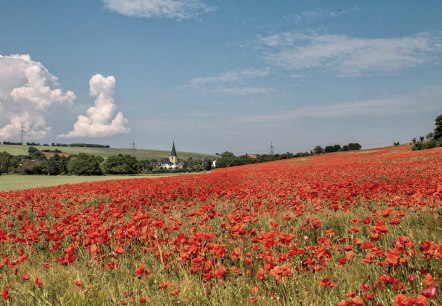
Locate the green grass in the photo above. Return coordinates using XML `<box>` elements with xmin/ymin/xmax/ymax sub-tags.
<box><xmin>0</xmin><ymin>174</ymin><xmax>182</xmax><ymax>192</ymax></box>
<box><xmin>0</xmin><ymin>144</ymin><xmax>216</xmax><ymax>160</ymax></box>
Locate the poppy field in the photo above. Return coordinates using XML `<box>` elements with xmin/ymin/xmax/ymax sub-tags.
<box><xmin>0</xmin><ymin>145</ymin><xmax>441</xmax><ymax>305</ymax></box>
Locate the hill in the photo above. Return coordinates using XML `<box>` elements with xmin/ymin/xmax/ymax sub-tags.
<box><xmin>0</xmin><ymin>144</ymin><xmax>215</xmax><ymax>160</ymax></box>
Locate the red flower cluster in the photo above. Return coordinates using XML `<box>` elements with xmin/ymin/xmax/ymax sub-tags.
<box><xmin>0</xmin><ymin>145</ymin><xmax>441</xmax><ymax>304</ymax></box>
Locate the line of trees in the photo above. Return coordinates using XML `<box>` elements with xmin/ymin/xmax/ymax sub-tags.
<box><xmin>312</xmin><ymin>143</ymin><xmax>362</xmax><ymax>154</ymax></box>
<box><xmin>1</xmin><ymin>141</ymin><xmax>111</xmax><ymax>148</ymax></box>
<box><xmin>411</xmin><ymin>114</ymin><xmax>442</xmax><ymax>150</ymax></box>
<box><xmin>215</xmin><ymin>142</ymin><xmax>362</xmax><ymax>169</ymax></box>
<box><xmin>215</xmin><ymin>151</ymin><xmax>310</xmax><ymax>168</ymax></box>
<box><xmin>0</xmin><ymin>147</ymin><xmax>215</xmax><ymax>176</ymax></box>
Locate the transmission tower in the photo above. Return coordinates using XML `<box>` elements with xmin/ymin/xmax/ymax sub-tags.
<box><xmin>270</xmin><ymin>142</ymin><xmax>274</xmax><ymax>155</ymax></box>
<box><xmin>18</xmin><ymin>123</ymin><xmax>26</xmax><ymax>145</ymax></box>
<box><xmin>131</xmin><ymin>139</ymin><xmax>137</xmax><ymax>156</ymax></box>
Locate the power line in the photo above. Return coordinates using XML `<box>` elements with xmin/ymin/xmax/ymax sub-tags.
<box><xmin>270</xmin><ymin>142</ymin><xmax>274</xmax><ymax>155</ymax></box>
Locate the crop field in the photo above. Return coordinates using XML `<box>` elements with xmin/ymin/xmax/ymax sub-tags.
<box><xmin>0</xmin><ymin>146</ymin><xmax>441</xmax><ymax>305</ymax></box>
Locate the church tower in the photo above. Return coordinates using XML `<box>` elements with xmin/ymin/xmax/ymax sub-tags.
<box><xmin>169</xmin><ymin>141</ymin><xmax>177</xmax><ymax>164</ymax></box>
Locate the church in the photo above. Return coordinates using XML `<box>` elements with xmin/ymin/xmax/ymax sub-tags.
<box><xmin>158</xmin><ymin>141</ymin><xmax>184</xmax><ymax>169</ymax></box>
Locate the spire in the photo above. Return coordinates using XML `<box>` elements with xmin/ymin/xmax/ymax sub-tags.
<box><xmin>170</xmin><ymin>141</ymin><xmax>177</xmax><ymax>157</ymax></box>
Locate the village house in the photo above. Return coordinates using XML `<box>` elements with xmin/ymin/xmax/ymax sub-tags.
<box><xmin>158</xmin><ymin>142</ymin><xmax>184</xmax><ymax>169</ymax></box>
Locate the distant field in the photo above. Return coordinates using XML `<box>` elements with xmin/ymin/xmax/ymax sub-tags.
<box><xmin>0</xmin><ymin>174</ymin><xmax>185</xmax><ymax>192</ymax></box>
<box><xmin>0</xmin><ymin>144</ymin><xmax>215</xmax><ymax>160</ymax></box>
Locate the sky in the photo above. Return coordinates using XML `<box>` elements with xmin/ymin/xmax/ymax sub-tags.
<box><xmin>0</xmin><ymin>0</ymin><xmax>441</xmax><ymax>155</ymax></box>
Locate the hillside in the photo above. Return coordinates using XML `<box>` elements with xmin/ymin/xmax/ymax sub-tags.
<box><xmin>0</xmin><ymin>144</ymin><xmax>216</xmax><ymax>160</ymax></box>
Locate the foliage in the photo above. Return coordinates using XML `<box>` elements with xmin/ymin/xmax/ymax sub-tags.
<box><xmin>348</xmin><ymin>142</ymin><xmax>362</xmax><ymax>150</ymax></box>
<box><xmin>51</xmin><ymin>143</ymin><xmax>111</xmax><ymax>148</ymax></box>
<box><xmin>412</xmin><ymin>113</ymin><xmax>442</xmax><ymax>150</ymax></box>
<box><xmin>313</xmin><ymin>145</ymin><xmax>324</xmax><ymax>154</ymax></box>
<box><xmin>69</xmin><ymin>143</ymin><xmax>110</xmax><ymax>148</ymax></box>
<box><xmin>215</xmin><ymin>151</ymin><xmax>304</xmax><ymax>169</ymax></box>
<box><xmin>15</xmin><ymin>159</ymin><xmax>48</xmax><ymax>175</ymax></box>
<box><xmin>182</xmin><ymin>157</ymin><xmax>213</xmax><ymax>171</ymax></box>
<box><xmin>67</xmin><ymin>153</ymin><xmax>104</xmax><ymax>176</ymax></box>
<box><xmin>325</xmin><ymin>144</ymin><xmax>342</xmax><ymax>153</ymax></box>
<box><xmin>0</xmin><ymin>151</ymin><xmax>15</xmax><ymax>174</ymax></box>
<box><xmin>0</xmin><ymin>146</ymin><xmax>440</xmax><ymax>305</ymax></box>
<box><xmin>27</xmin><ymin>146</ymin><xmax>46</xmax><ymax>161</ymax></box>
<box><xmin>434</xmin><ymin>113</ymin><xmax>442</xmax><ymax>140</ymax></box>
<box><xmin>137</xmin><ymin>159</ymin><xmax>157</xmax><ymax>173</ymax></box>
<box><xmin>101</xmin><ymin>154</ymin><xmax>139</xmax><ymax>174</ymax></box>
<box><xmin>47</xmin><ymin>155</ymin><xmax>69</xmax><ymax>175</ymax></box>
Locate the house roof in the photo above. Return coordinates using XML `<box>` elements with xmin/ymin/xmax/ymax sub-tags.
<box><xmin>170</xmin><ymin>141</ymin><xmax>177</xmax><ymax>157</ymax></box>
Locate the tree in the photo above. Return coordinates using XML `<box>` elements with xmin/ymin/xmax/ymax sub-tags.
<box><xmin>216</xmin><ymin>151</ymin><xmax>239</xmax><ymax>168</ymax></box>
<box><xmin>0</xmin><ymin>152</ymin><xmax>14</xmax><ymax>174</ymax></box>
<box><xmin>324</xmin><ymin>145</ymin><xmax>341</xmax><ymax>153</ymax></box>
<box><xmin>313</xmin><ymin>146</ymin><xmax>324</xmax><ymax>154</ymax></box>
<box><xmin>348</xmin><ymin>143</ymin><xmax>362</xmax><ymax>150</ymax></box>
<box><xmin>16</xmin><ymin>159</ymin><xmax>48</xmax><ymax>175</ymax></box>
<box><xmin>68</xmin><ymin>154</ymin><xmax>103</xmax><ymax>175</ymax></box>
<box><xmin>137</xmin><ymin>160</ymin><xmax>155</xmax><ymax>173</ymax></box>
<box><xmin>333</xmin><ymin>144</ymin><xmax>342</xmax><ymax>152</ymax></box>
<box><xmin>202</xmin><ymin>157</ymin><xmax>212</xmax><ymax>171</ymax></box>
<box><xmin>28</xmin><ymin>146</ymin><xmax>46</xmax><ymax>161</ymax></box>
<box><xmin>434</xmin><ymin>114</ymin><xmax>442</xmax><ymax>140</ymax></box>
<box><xmin>101</xmin><ymin>154</ymin><xmax>139</xmax><ymax>174</ymax></box>
<box><xmin>47</xmin><ymin>154</ymin><xmax>62</xmax><ymax>175</ymax></box>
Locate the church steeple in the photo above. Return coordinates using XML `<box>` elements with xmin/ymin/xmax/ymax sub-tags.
<box><xmin>170</xmin><ymin>141</ymin><xmax>177</xmax><ymax>157</ymax></box>
<box><xmin>169</xmin><ymin>141</ymin><xmax>177</xmax><ymax>164</ymax></box>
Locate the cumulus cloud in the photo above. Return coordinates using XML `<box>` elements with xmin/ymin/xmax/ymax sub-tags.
<box><xmin>102</xmin><ymin>0</ymin><xmax>215</xmax><ymax>20</ymax></box>
<box><xmin>0</xmin><ymin>54</ymin><xmax>75</xmax><ymax>140</ymax></box>
<box><xmin>60</xmin><ymin>74</ymin><xmax>129</xmax><ymax>138</ymax></box>
<box><xmin>259</xmin><ymin>31</ymin><xmax>442</xmax><ymax>76</ymax></box>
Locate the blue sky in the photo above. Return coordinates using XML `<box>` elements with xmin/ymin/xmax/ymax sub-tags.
<box><xmin>0</xmin><ymin>0</ymin><xmax>441</xmax><ymax>154</ymax></box>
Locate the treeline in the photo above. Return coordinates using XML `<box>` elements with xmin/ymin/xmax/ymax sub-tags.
<box><xmin>411</xmin><ymin>114</ymin><xmax>442</xmax><ymax>151</ymax></box>
<box><xmin>312</xmin><ymin>143</ymin><xmax>361</xmax><ymax>154</ymax></box>
<box><xmin>216</xmin><ymin>152</ymin><xmax>307</xmax><ymax>168</ymax></box>
<box><xmin>50</xmin><ymin>143</ymin><xmax>111</xmax><ymax>148</ymax></box>
<box><xmin>216</xmin><ymin>142</ymin><xmax>362</xmax><ymax>169</ymax></box>
<box><xmin>1</xmin><ymin>141</ymin><xmax>110</xmax><ymax>148</ymax></box>
<box><xmin>0</xmin><ymin>147</ymin><xmax>214</xmax><ymax>176</ymax></box>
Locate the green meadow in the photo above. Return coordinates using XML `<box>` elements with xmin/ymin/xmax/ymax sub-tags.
<box><xmin>0</xmin><ymin>173</ymin><xmax>190</xmax><ymax>192</ymax></box>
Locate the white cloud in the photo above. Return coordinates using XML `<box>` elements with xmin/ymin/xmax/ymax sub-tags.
<box><xmin>259</xmin><ymin>32</ymin><xmax>442</xmax><ymax>76</ymax></box>
<box><xmin>239</xmin><ymin>86</ymin><xmax>442</xmax><ymax>123</ymax></box>
<box><xmin>0</xmin><ymin>54</ymin><xmax>75</xmax><ymax>140</ymax></box>
<box><xmin>189</xmin><ymin>68</ymin><xmax>269</xmax><ymax>87</ymax></box>
<box><xmin>102</xmin><ymin>0</ymin><xmax>215</xmax><ymax>20</ymax></box>
<box><xmin>60</xmin><ymin>74</ymin><xmax>129</xmax><ymax>138</ymax></box>
<box><xmin>186</xmin><ymin>68</ymin><xmax>271</xmax><ymax>96</ymax></box>
<box><xmin>211</xmin><ymin>86</ymin><xmax>271</xmax><ymax>96</ymax></box>
<box><xmin>289</xmin><ymin>7</ymin><xmax>361</xmax><ymax>22</ymax></box>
